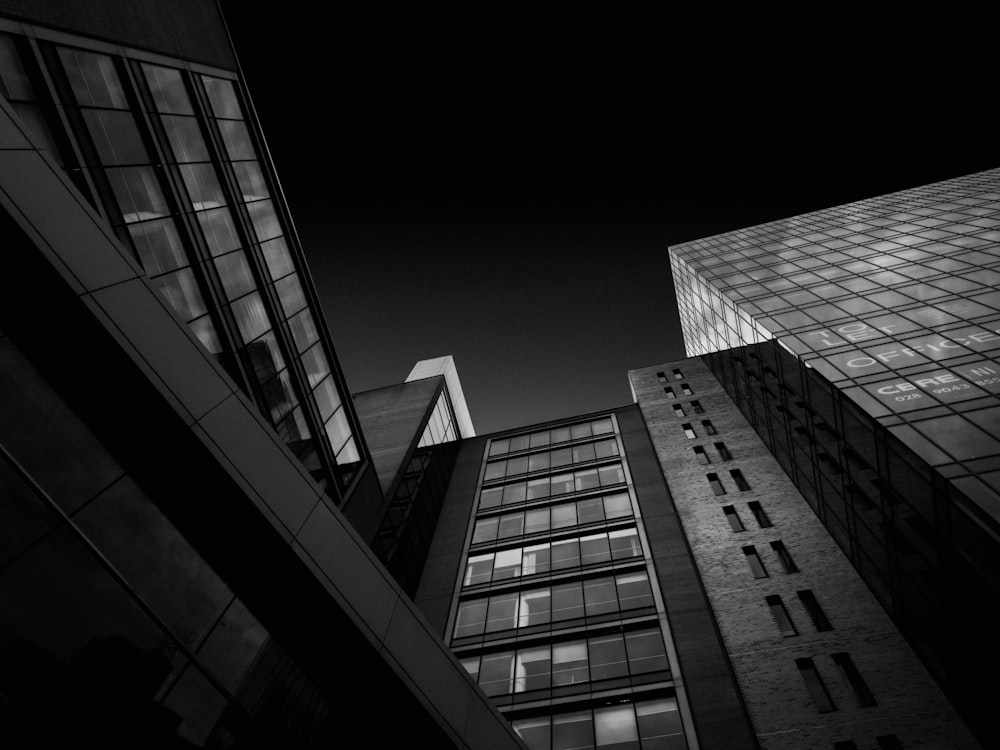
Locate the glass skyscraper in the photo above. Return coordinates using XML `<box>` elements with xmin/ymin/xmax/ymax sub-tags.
<box><xmin>671</xmin><ymin>168</ymin><xmax>1000</xmax><ymax>517</ymax></box>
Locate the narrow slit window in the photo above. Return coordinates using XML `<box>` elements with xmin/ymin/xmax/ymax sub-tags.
<box><xmin>796</xmin><ymin>657</ymin><xmax>835</xmax><ymax>713</ymax></box>
<box><xmin>672</xmin><ymin>404</ymin><xmax>685</xmax><ymax>418</ymax></box>
<box><xmin>672</xmin><ymin>368</ymin><xmax>683</xmax><ymax>379</ymax></box>
<box><xmin>681</xmin><ymin>383</ymin><xmax>693</xmax><ymax>395</ymax></box>
<box><xmin>656</xmin><ymin>371</ymin><xmax>667</xmax><ymax>383</ymax></box>
<box><xmin>664</xmin><ymin>386</ymin><xmax>676</xmax><ymax>399</ymax></box>
<box><xmin>723</xmin><ymin>505</ymin><xmax>745</xmax><ymax>532</ymax></box>
<box><xmin>693</xmin><ymin>446</ymin><xmax>710</xmax><ymax>464</ymax></box>
<box><xmin>701</xmin><ymin>419</ymin><xmax>716</xmax><ymax>435</ymax></box>
<box><xmin>706</xmin><ymin>473</ymin><xmax>726</xmax><ymax>496</ymax></box>
<box><xmin>714</xmin><ymin>442</ymin><xmax>732</xmax><ymax>461</ymax></box>
<box><xmin>747</xmin><ymin>501</ymin><xmax>772</xmax><ymax>528</ymax></box>
<box><xmin>770</xmin><ymin>540</ymin><xmax>798</xmax><ymax>573</ymax></box>
<box><xmin>682</xmin><ymin>423</ymin><xmax>697</xmax><ymax>439</ymax></box>
<box><xmin>797</xmin><ymin>590</ymin><xmax>832</xmax><ymax>632</ymax></box>
<box><xmin>742</xmin><ymin>545</ymin><xmax>768</xmax><ymax>578</ymax></box>
<box><xmin>690</xmin><ymin>400</ymin><xmax>704</xmax><ymax>414</ymax></box>
<box><xmin>765</xmin><ymin>595</ymin><xmax>797</xmax><ymax>637</ymax></box>
<box><xmin>730</xmin><ymin>469</ymin><xmax>751</xmax><ymax>491</ymax></box>
<box><xmin>832</xmin><ymin>653</ymin><xmax>876</xmax><ymax>707</ymax></box>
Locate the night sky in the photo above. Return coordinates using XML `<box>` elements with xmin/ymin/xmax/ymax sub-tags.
<box><xmin>219</xmin><ymin>6</ymin><xmax>997</xmax><ymax>434</ymax></box>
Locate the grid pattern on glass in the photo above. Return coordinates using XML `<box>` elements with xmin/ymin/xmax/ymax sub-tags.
<box><xmin>484</xmin><ymin>438</ymin><xmax>619</xmax><ymax>481</ymax></box>
<box><xmin>512</xmin><ymin>696</ymin><xmax>687</xmax><ymax>750</ymax></box>
<box><xmin>670</xmin><ymin>170</ymin><xmax>1000</xmax><ymax>487</ymax></box>
<box><xmin>488</xmin><ymin>417</ymin><xmax>614</xmax><ymax>456</ymax></box>
<box><xmin>417</xmin><ymin>387</ymin><xmax>459</xmax><ymax>448</ymax></box>
<box><xmin>463</xmin><ymin>527</ymin><xmax>643</xmax><ymax>587</ymax></box>
<box><xmin>479</xmin><ymin>462</ymin><xmax>627</xmax><ymax>510</ymax></box>
<box><xmin>453</xmin><ymin>570</ymin><xmax>655</xmax><ymax>639</ymax></box>
<box><xmin>471</xmin><ymin>492</ymin><xmax>633</xmax><ymax>545</ymax></box>
<box><xmin>462</xmin><ymin>626</ymin><xmax>669</xmax><ymax>697</ymax></box>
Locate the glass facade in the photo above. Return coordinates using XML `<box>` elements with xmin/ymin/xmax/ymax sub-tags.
<box><xmin>450</xmin><ymin>416</ymin><xmax>692</xmax><ymax>749</ymax></box>
<box><xmin>0</xmin><ymin>24</ymin><xmax>363</xmax><ymax>497</ymax></box>
<box><xmin>672</xmin><ymin>169</ymin><xmax>1000</xmax><ymax>520</ymax></box>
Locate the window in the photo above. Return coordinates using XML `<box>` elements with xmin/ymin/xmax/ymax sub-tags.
<box><xmin>672</xmin><ymin>368</ymin><xmax>683</xmax><ymax>379</ymax></box>
<box><xmin>714</xmin><ymin>441</ymin><xmax>732</xmax><ymax>460</ymax></box>
<box><xmin>672</xmin><ymin>404</ymin><xmax>685</xmax><ymax>417</ymax></box>
<box><xmin>664</xmin><ymin>386</ymin><xmax>676</xmax><ymax>399</ymax></box>
<box><xmin>730</xmin><ymin>469</ymin><xmax>751</xmax><ymax>491</ymax></box>
<box><xmin>797</xmin><ymin>590</ymin><xmax>832</xmax><ymax>632</ymax></box>
<box><xmin>832</xmin><ymin>653</ymin><xmax>876</xmax><ymax>707</ymax></box>
<box><xmin>656</xmin><ymin>371</ymin><xmax>667</xmax><ymax>383</ymax></box>
<box><xmin>747</xmin><ymin>501</ymin><xmax>772</xmax><ymax>528</ymax></box>
<box><xmin>743</xmin><ymin>545</ymin><xmax>768</xmax><ymax>578</ymax></box>
<box><xmin>479</xmin><ymin>651</ymin><xmax>514</xmax><ymax>696</ymax></box>
<box><xmin>681</xmin><ymin>383</ymin><xmax>693</xmax><ymax>395</ymax></box>
<box><xmin>693</xmin><ymin>446</ymin><xmax>710</xmax><ymax>464</ymax></box>
<box><xmin>796</xmin><ymin>657</ymin><xmax>835</xmax><ymax>713</ymax></box>
<box><xmin>690</xmin><ymin>400</ymin><xmax>705</xmax><ymax>414</ymax></box>
<box><xmin>682</xmin><ymin>423</ymin><xmax>697</xmax><ymax>439</ymax></box>
<box><xmin>770</xmin><ymin>540</ymin><xmax>798</xmax><ymax>573</ymax></box>
<box><xmin>701</xmin><ymin>419</ymin><xmax>717</xmax><ymax>435</ymax></box>
<box><xmin>706</xmin><ymin>473</ymin><xmax>726</xmax><ymax>495</ymax></box>
<box><xmin>765</xmin><ymin>595</ymin><xmax>797</xmax><ymax>636</ymax></box>
<box><xmin>625</xmin><ymin>629</ymin><xmax>669</xmax><ymax>674</ymax></box>
<box><xmin>723</xmin><ymin>505</ymin><xmax>745</xmax><ymax>532</ymax></box>
<box><xmin>515</xmin><ymin>646</ymin><xmax>551</xmax><ymax>693</ymax></box>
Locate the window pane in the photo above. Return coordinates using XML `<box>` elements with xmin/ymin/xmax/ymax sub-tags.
<box><xmin>464</xmin><ymin>554</ymin><xmax>493</xmax><ymax>586</ymax></box>
<box><xmin>196</xmin><ymin>207</ymin><xmax>241</xmax><ymax>256</ymax></box>
<box><xmin>528</xmin><ymin>452</ymin><xmax>551</xmax><ymax>472</ymax></box>
<box><xmin>83</xmin><ymin>109</ymin><xmax>147</xmax><ymax>165</ymax></box>
<box><xmin>202</xmin><ymin>76</ymin><xmax>242</xmax><ymax>119</ymax></box>
<box><xmin>288</xmin><ymin>308</ymin><xmax>319</xmax><ymax>352</ymax></box>
<box><xmin>636</xmin><ymin>698</ymin><xmax>684</xmax><ymax>748</ymax></box>
<box><xmin>577</xmin><ymin>497</ymin><xmax>605</xmax><ymax>524</ymax></box>
<box><xmin>300</xmin><ymin>343</ymin><xmax>330</xmax><ymax>388</ymax></box>
<box><xmin>527</xmin><ymin>477</ymin><xmax>550</xmax><ymax>500</ymax></box>
<box><xmin>150</xmin><ymin>268</ymin><xmax>206</xmax><ymax>321</ymax></box>
<box><xmin>588</xmin><ymin>634</ymin><xmax>628</xmax><ymax>681</ymax></box>
<box><xmin>107</xmin><ymin>167</ymin><xmax>168</xmax><ymax>222</ymax></box>
<box><xmin>161</xmin><ymin>115</ymin><xmax>208</xmax><ymax>162</ymax></box>
<box><xmin>554</xmin><ymin>711</ymin><xmax>594</xmax><ymax>750</ymax></box>
<box><xmin>514</xmin><ymin>718</ymin><xmax>551</xmax><ymax>750</ymax></box>
<box><xmin>625</xmin><ymin>630</ymin><xmax>669</xmax><ymax>675</ymax></box>
<box><xmin>323</xmin><ymin>405</ymin><xmax>352</xmax><ymax>454</ymax></box>
<box><xmin>128</xmin><ymin>218</ymin><xmax>186</xmax><ymax>275</ymax></box>
<box><xmin>515</xmin><ymin>646</ymin><xmax>551</xmax><ymax>692</ymax></box>
<box><xmin>218</xmin><ymin>118</ymin><xmax>255</xmax><ymax>159</ymax></box>
<box><xmin>485</xmin><ymin>593</ymin><xmax>518</xmax><ymax>633</ymax></box>
<box><xmin>551</xmin><ymin>447</ymin><xmax>573</xmax><ymax>467</ymax></box>
<box><xmin>580</xmin><ymin>534</ymin><xmax>612</xmax><ymax>566</ymax></box>
<box><xmin>603</xmin><ymin>493</ymin><xmax>632</xmax><ymax>519</ymax></box>
<box><xmin>616</xmin><ymin>572</ymin><xmax>654</xmax><ymax>610</ymax></box>
<box><xmin>551</xmin><ymin>473</ymin><xmax>575</xmax><ymax>496</ymax></box>
<box><xmin>594</xmin><ymin>704</ymin><xmax>638</xmax><ymax>749</ymax></box>
<box><xmin>575</xmin><ymin>468</ymin><xmax>600</xmax><ymax>492</ymax></box>
<box><xmin>59</xmin><ymin>48</ymin><xmax>127</xmax><ymax>108</ymax></box>
<box><xmin>214</xmin><ymin>250</ymin><xmax>255</xmax><ymax>301</ymax></box>
<box><xmin>552</xmin><ymin>503</ymin><xmax>577</xmax><ymax>529</ymax></box>
<box><xmin>522</xmin><ymin>544</ymin><xmax>551</xmax><ymax>576</ymax></box>
<box><xmin>595</xmin><ymin>438</ymin><xmax>619</xmax><ymax>459</ymax></box>
<box><xmin>518</xmin><ymin>589</ymin><xmax>551</xmax><ymax>628</ymax></box>
<box><xmin>552</xmin><ymin>581</ymin><xmax>584</xmax><ymax>621</ymax></box>
<box><xmin>473</xmin><ymin>517</ymin><xmax>499</xmax><ymax>544</ymax></box>
<box><xmin>609</xmin><ymin>528</ymin><xmax>642</xmax><ymax>560</ymax></box>
<box><xmin>525</xmin><ymin>508</ymin><xmax>550</xmax><ymax>535</ymax></box>
<box><xmin>598</xmin><ymin>465</ymin><xmax>625</xmax><ymax>486</ymax></box>
<box><xmin>492</xmin><ymin>548</ymin><xmax>521</xmax><ymax>581</ymax></box>
<box><xmin>275</xmin><ymin>273</ymin><xmax>308</xmax><ymax>318</ymax></box>
<box><xmin>247</xmin><ymin>199</ymin><xmax>282</xmax><ymax>241</ymax></box>
<box><xmin>230</xmin><ymin>292</ymin><xmax>270</xmax><ymax>342</ymax></box>
<box><xmin>573</xmin><ymin>442</ymin><xmax>596</xmax><ymax>463</ymax></box>
<box><xmin>479</xmin><ymin>488</ymin><xmax>502</xmax><ymax>510</ymax></box>
<box><xmin>232</xmin><ymin>160</ymin><xmax>269</xmax><ymax>201</ymax></box>
<box><xmin>484</xmin><ymin>462</ymin><xmax>506</xmax><ymax>482</ymax></box>
<box><xmin>179</xmin><ymin>163</ymin><xmax>225</xmax><ymax>210</ymax></box>
<box><xmin>143</xmin><ymin>64</ymin><xmax>193</xmax><ymax>114</ymax></box>
<box><xmin>454</xmin><ymin>600</ymin><xmax>487</xmax><ymax>638</ymax></box>
<box><xmin>479</xmin><ymin>651</ymin><xmax>514</xmax><ymax>696</ymax></box>
<box><xmin>551</xmin><ymin>539</ymin><xmax>580</xmax><ymax>570</ymax></box>
<box><xmin>501</xmin><ymin>482</ymin><xmax>526</xmax><ymax>505</ymax></box>
<box><xmin>260</xmin><ymin>236</ymin><xmax>294</xmax><ymax>280</ymax></box>
<box><xmin>584</xmin><ymin>577</ymin><xmax>618</xmax><ymax>615</ymax></box>
<box><xmin>552</xmin><ymin>641</ymin><xmax>588</xmax><ymax>685</ymax></box>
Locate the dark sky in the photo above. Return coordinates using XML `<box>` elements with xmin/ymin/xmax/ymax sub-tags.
<box><xmin>219</xmin><ymin>6</ymin><xmax>997</xmax><ymax>434</ymax></box>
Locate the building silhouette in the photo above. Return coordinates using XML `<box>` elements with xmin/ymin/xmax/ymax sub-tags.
<box><xmin>0</xmin><ymin>2</ymin><xmax>994</xmax><ymax>749</ymax></box>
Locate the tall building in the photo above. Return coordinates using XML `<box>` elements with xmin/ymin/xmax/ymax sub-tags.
<box><xmin>0</xmin><ymin>3</ymin><xmax>523</xmax><ymax>747</ymax></box>
<box><xmin>666</xmin><ymin>170</ymin><xmax>1000</xmax><ymax>746</ymax></box>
